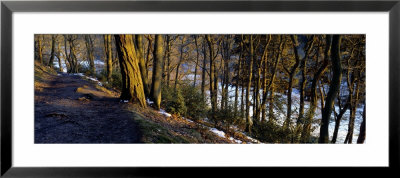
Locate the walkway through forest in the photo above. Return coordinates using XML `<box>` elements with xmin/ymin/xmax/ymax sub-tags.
<box><xmin>34</xmin><ymin>72</ymin><xmax>143</xmax><ymax>143</ymax></box>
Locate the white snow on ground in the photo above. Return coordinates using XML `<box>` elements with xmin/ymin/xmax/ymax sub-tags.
<box><xmin>85</xmin><ymin>76</ymin><xmax>104</xmax><ymax>87</ymax></box>
<box><xmin>215</xmin><ymin>82</ymin><xmax>364</xmax><ymax>144</ymax></box>
<box><xmin>182</xmin><ymin>117</ymin><xmax>194</xmax><ymax>123</ymax></box>
<box><xmin>52</xmin><ymin>61</ymin><xmax>68</xmax><ymax>73</ymax></box>
<box><xmin>209</xmin><ymin>128</ymin><xmax>226</xmax><ymax>138</ymax></box>
<box><xmin>73</xmin><ymin>73</ymin><xmax>85</xmax><ymax>77</ymax></box>
<box><xmin>229</xmin><ymin>137</ymin><xmax>243</xmax><ymax>144</ymax></box>
<box><xmin>159</xmin><ymin>109</ymin><xmax>172</xmax><ymax>117</ymax></box>
<box><xmin>146</xmin><ymin>99</ymin><xmax>154</xmax><ymax>105</ymax></box>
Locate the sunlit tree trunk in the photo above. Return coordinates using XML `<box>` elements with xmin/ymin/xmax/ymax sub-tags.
<box><xmin>283</xmin><ymin>35</ymin><xmax>301</xmax><ymax>129</ymax></box>
<box><xmin>38</xmin><ymin>35</ymin><xmax>43</xmax><ymax>64</ymax></box>
<box><xmin>206</xmin><ymin>35</ymin><xmax>217</xmax><ymax>119</ymax></box>
<box><xmin>261</xmin><ymin>35</ymin><xmax>281</xmax><ymax>123</ymax></box>
<box><xmin>135</xmin><ymin>35</ymin><xmax>150</xmax><ymax>97</ymax></box>
<box><xmin>48</xmin><ymin>35</ymin><xmax>56</xmax><ymax>68</ymax></box>
<box><xmin>85</xmin><ymin>35</ymin><xmax>95</xmax><ymax>76</ymax></box>
<box><xmin>104</xmin><ymin>35</ymin><xmax>113</xmax><ymax>83</ymax></box>
<box><xmin>114</xmin><ymin>35</ymin><xmax>147</xmax><ymax>107</ymax></box>
<box><xmin>193</xmin><ymin>35</ymin><xmax>200</xmax><ymax>87</ymax></box>
<box><xmin>63</xmin><ymin>35</ymin><xmax>71</xmax><ymax>72</ymax></box>
<box><xmin>55</xmin><ymin>37</ymin><xmax>63</xmax><ymax>72</ymax></box>
<box><xmin>150</xmin><ymin>35</ymin><xmax>164</xmax><ymax>110</ymax></box>
<box><xmin>245</xmin><ymin>35</ymin><xmax>254</xmax><ymax>133</ymax></box>
<box><xmin>319</xmin><ymin>35</ymin><xmax>342</xmax><ymax>143</ymax></box>
<box><xmin>67</xmin><ymin>35</ymin><xmax>79</xmax><ymax>73</ymax></box>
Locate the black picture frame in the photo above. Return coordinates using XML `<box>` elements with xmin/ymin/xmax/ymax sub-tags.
<box><xmin>1</xmin><ymin>0</ymin><xmax>399</xmax><ymax>177</ymax></box>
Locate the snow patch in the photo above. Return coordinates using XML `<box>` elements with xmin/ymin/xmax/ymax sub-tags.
<box><xmin>229</xmin><ymin>137</ymin><xmax>243</xmax><ymax>144</ymax></box>
<box><xmin>159</xmin><ymin>109</ymin><xmax>172</xmax><ymax>117</ymax></box>
<box><xmin>146</xmin><ymin>99</ymin><xmax>154</xmax><ymax>105</ymax></box>
<box><xmin>209</xmin><ymin>128</ymin><xmax>226</xmax><ymax>138</ymax></box>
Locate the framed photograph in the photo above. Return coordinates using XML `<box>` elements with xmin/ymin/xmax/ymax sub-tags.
<box><xmin>1</xmin><ymin>0</ymin><xmax>399</xmax><ymax>177</ymax></box>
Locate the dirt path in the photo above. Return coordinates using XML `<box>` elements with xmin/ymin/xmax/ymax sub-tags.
<box><xmin>35</xmin><ymin>73</ymin><xmax>143</xmax><ymax>143</ymax></box>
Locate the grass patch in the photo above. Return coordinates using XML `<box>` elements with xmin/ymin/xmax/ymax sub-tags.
<box><xmin>131</xmin><ymin>113</ymin><xmax>193</xmax><ymax>143</ymax></box>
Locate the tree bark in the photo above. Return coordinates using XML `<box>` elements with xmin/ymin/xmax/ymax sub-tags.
<box><xmin>301</xmin><ymin>35</ymin><xmax>332</xmax><ymax>143</ymax></box>
<box><xmin>55</xmin><ymin>37</ymin><xmax>63</xmax><ymax>72</ymax></box>
<box><xmin>193</xmin><ymin>35</ymin><xmax>200</xmax><ymax>87</ymax></box>
<box><xmin>104</xmin><ymin>35</ymin><xmax>113</xmax><ymax>82</ymax></box>
<box><xmin>261</xmin><ymin>35</ymin><xmax>282</xmax><ymax>123</ymax></box>
<box><xmin>283</xmin><ymin>35</ymin><xmax>301</xmax><ymax>129</ymax></box>
<box><xmin>357</xmin><ymin>102</ymin><xmax>366</xmax><ymax>143</ymax></box>
<box><xmin>344</xmin><ymin>80</ymin><xmax>360</xmax><ymax>144</ymax></box>
<box><xmin>206</xmin><ymin>35</ymin><xmax>217</xmax><ymax>119</ymax></box>
<box><xmin>85</xmin><ymin>35</ymin><xmax>95</xmax><ymax>76</ymax></box>
<box><xmin>38</xmin><ymin>35</ymin><xmax>43</xmax><ymax>64</ymax></box>
<box><xmin>135</xmin><ymin>35</ymin><xmax>150</xmax><ymax>97</ymax></box>
<box><xmin>166</xmin><ymin>36</ymin><xmax>172</xmax><ymax>87</ymax></box>
<box><xmin>114</xmin><ymin>35</ymin><xmax>147</xmax><ymax>107</ymax></box>
<box><xmin>67</xmin><ymin>35</ymin><xmax>79</xmax><ymax>73</ymax></box>
<box><xmin>319</xmin><ymin>35</ymin><xmax>342</xmax><ymax>143</ymax></box>
<box><xmin>331</xmin><ymin>96</ymin><xmax>350</xmax><ymax>143</ymax></box>
<box><xmin>150</xmin><ymin>35</ymin><xmax>164</xmax><ymax>110</ymax></box>
<box><xmin>175</xmin><ymin>36</ymin><xmax>185</xmax><ymax>90</ymax></box>
<box><xmin>201</xmin><ymin>37</ymin><xmax>207</xmax><ymax>96</ymax></box>
<box><xmin>234</xmin><ymin>47</ymin><xmax>242</xmax><ymax>118</ymax></box>
<box><xmin>261</xmin><ymin>35</ymin><xmax>272</xmax><ymax>122</ymax></box>
<box><xmin>245</xmin><ymin>35</ymin><xmax>254</xmax><ymax>133</ymax></box>
<box><xmin>48</xmin><ymin>35</ymin><xmax>56</xmax><ymax>68</ymax></box>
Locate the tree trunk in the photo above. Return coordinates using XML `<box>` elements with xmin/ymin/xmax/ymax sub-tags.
<box><xmin>67</xmin><ymin>36</ymin><xmax>79</xmax><ymax>73</ymax></box>
<box><xmin>166</xmin><ymin>36</ymin><xmax>172</xmax><ymax>87</ymax></box>
<box><xmin>114</xmin><ymin>35</ymin><xmax>147</xmax><ymax>107</ymax></box>
<box><xmin>294</xmin><ymin>35</ymin><xmax>315</xmax><ymax>142</ymax></box>
<box><xmin>319</xmin><ymin>35</ymin><xmax>342</xmax><ymax>143</ymax></box>
<box><xmin>38</xmin><ymin>35</ymin><xmax>43</xmax><ymax>64</ymax></box>
<box><xmin>283</xmin><ymin>35</ymin><xmax>301</xmax><ymax>129</ymax></box>
<box><xmin>261</xmin><ymin>35</ymin><xmax>280</xmax><ymax>123</ymax></box>
<box><xmin>85</xmin><ymin>35</ymin><xmax>95</xmax><ymax>76</ymax></box>
<box><xmin>48</xmin><ymin>35</ymin><xmax>56</xmax><ymax>68</ymax></box>
<box><xmin>344</xmin><ymin>81</ymin><xmax>360</xmax><ymax>144</ymax></box>
<box><xmin>175</xmin><ymin>37</ymin><xmax>185</xmax><ymax>90</ymax></box>
<box><xmin>56</xmin><ymin>38</ymin><xmax>63</xmax><ymax>72</ymax></box>
<box><xmin>63</xmin><ymin>35</ymin><xmax>71</xmax><ymax>72</ymax></box>
<box><xmin>234</xmin><ymin>50</ymin><xmax>242</xmax><ymax>117</ymax></box>
<box><xmin>245</xmin><ymin>35</ymin><xmax>254</xmax><ymax>133</ymax></box>
<box><xmin>331</xmin><ymin>97</ymin><xmax>350</xmax><ymax>143</ymax></box>
<box><xmin>104</xmin><ymin>35</ymin><xmax>113</xmax><ymax>82</ymax></box>
<box><xmin>201</xmin><ymin>37</ymin><xmax>207</xmax><ymax>96</ymax></box>
<box><xmin>260</xmin><ymin>35</ymin><xmax>272</xmax><ymax>122</ymax></box>
<box><xmin>135</xmin><ymin>35</ymin><xmax>150</xmax><ymax>97</ymax></box>
<box><xmin>206</xmin><ymin>35</ymin><xmax>217</xmax><ymax>119</ymax></box>
<box><xmin>268</xmin><ymin>87</ymin><xmax>275</xmax><ymax>123</ymax></box>
<box><xmin>193</xmin><ymin>35</ymin><xmax>200</xmax><ymax>87</ymax></box>
<box><xmin>150</xmin><ymin>35</ymin><xmax>164</xmax><ymax>110</ymax></box>
<box><xmin>301</xmin><ymin>35</ymin><xmax>332</xmax><ymax>143</ymax></box>
<box><xmin>357</xmin><ymin>102</ymin><xmax>366</xmax><ymax>143</ymax></box>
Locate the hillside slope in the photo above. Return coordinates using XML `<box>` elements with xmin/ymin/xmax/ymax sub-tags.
<box><xmin>34</xmin><ymin>62</ymin><xmax>258</xmax><ymax>143</ymax></box>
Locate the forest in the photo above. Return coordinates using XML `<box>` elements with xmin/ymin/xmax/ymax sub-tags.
<box><xmin>34</xmin><ymin>34</ymin><xmax>365</xmax><ymax>144</ymax></box>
